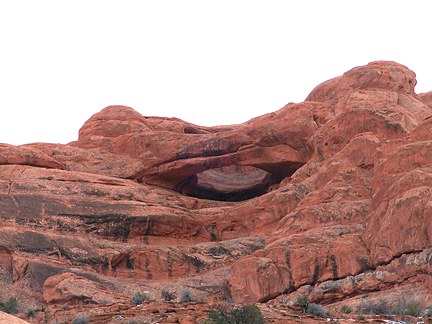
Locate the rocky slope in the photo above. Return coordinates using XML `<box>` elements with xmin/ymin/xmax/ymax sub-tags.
<box><xmin>1</xmin><ymin>61</ymin><xmax>432</xmax><ymax>323</ymax></box>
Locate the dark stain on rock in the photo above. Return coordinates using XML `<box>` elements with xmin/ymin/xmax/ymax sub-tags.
<box><xmin>126</xmin><ymin>255</ymin><xmax>134</xmax><ymax>270</ymax></box>
<box><xmin>208</xmin><ymin>246</ymin><xmax>230</xmax><ymax>256</ymax></box>
<box><xmin>145</xmin><ymin>257</ymin><xmax>152</xmax><ymax>280</ymax></box>
<box><xmin>330</xmin><ymin>255</ymin><xmax>339</xmax><ymax>280</ymax></box>
<box><xmin>312</xmin><ymin>259</ymin><xmax>320</xmax><ymax>284</ymax></box>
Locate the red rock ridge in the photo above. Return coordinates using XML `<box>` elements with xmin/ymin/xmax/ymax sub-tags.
<box><xmin>1</xmin><ymin>61</ymin><xmax>432</xmax><ymax>323</ymax></box>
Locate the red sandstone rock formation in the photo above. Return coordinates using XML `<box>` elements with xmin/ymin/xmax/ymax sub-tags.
<box><xmin>1</xmin><ymin>61</ymin><xmax>432</xmax><ymax>323</ymax></box>
<box><xmin>43</xmin><ymin>273</ymin><xmax>129</xmax><ymax>307</ymax></box>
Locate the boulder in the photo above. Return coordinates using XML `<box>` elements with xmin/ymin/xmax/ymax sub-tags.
<box><xmin>43</xmin><ymin>273</ymin><xmax>129</xmax><ymax>307</ymax></box>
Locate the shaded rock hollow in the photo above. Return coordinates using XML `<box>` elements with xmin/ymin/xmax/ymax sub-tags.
<box><xmin>1</xmin><ymin>61</ymin><xmax>432</xmax><ymax>323</ymax></box>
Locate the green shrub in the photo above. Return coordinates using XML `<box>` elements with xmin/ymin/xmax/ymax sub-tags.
<box><xmin>405</xmin><ymin>301</ymin><xmax>423</xmax><ymax>317</ymax></box>
<box><xmin>161</xmin><ymin>290</ymin><xmax>177</xmax><ymax>301</ymax></box>
<box><xmin>0</xmin><ymin>297</ymin><xmax>19</xmax><ymax>314</ymax></box>
<box><xmin>230</xmin><ymin>304</ymin><xmax>265</xmax><ymax>324</ymax></box>
<box><xmin>72</xmin><ymin>315</ymin><xmax>90</xmax><ymax>324</ymax></box>
<box><xmin>296</xmin><ymin>294</ymin><xmax>309</xmax><ymax>313</ymax></box>
<box><xmin>203</xmin><ymin>304</ymin><xmax>264</xmax><ymax>324</ymax></box>
<box><xmin>390</xmin><ymin>297</ymin><xmax>424</xmax><ymax>317</ymax></box>
<box><xmin>131</xmin><ymin>292</ymin><xmax>151</xmax><ymax>305</ymax></box>
<box><xmin>307</xmin><ymin>303</ymin><xmax>329</xmax><ymax>318</ymax></box>
<box><xmin>180</xmin><ymin>289</ymin><xmax>193</xmax><ymax>303</ymax></box>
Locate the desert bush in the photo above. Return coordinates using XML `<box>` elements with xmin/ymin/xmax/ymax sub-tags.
<box><xmin>202</xmin><ymin>304</ymin><xmax>264</xmax><ymax>324</ymax></box>
<box><xmin>131</xmin><ymin>292</ymin><xmax>151</xmax><ymax>305</ymax></box>
<box><xmin>161</xmin><ymin>290</ymin><xmax>177</xmax><ymax>301</ymax></box>
<box><xmin>390</xmin><ymin>297</ymin><xmax>408</xmax><ymax>316</ymax></box>
<box><xmin>180</xmin><ymin>289</ymin><xmax>193</xmax><ymax>303</ymax></box>
<box><xmin>0</xmin><ymin>297</ymin><xmax>19</xmax><ymax>314</ymax></box>
<box><xmin>25</xmin><ymin>304</ymin><xmax>42</xmax><ymax>317</ymax></box>
<box><xmin>340</xmin><ymin>304</ymin><xmax>352</xmax><ymax>314</ymax></box>
<box><xmin>405</xmin><ymin>301</ymin><xmax>423</xmax><ymax>317</ymax></box>
<box><xmin>390</xmin><ymin>297</ymin><xmax>424</xmax><ymax>317</ymax></box>
<box><xmin>72</xmin><ymin>315</ymin><xmax>90</xmax><ymax>324</ymax></box>
<box><xmin>307</xmin><ymin>303</ymin><xmax>329</xmax><ymax>318</ymax></box>
<box><xmin>358</xmin><ymin>299</ymin><xmax>389</xmax><ymax>315</ymax></box>
<box><xmin>296</xmin><ymin>294</ymin><xmax>309</xmax><ymax>313</ymax></box>
<box><xmin>230</xmin><ymin>304</ymin><xmax>265</xmax><ymax>324</ymax></box>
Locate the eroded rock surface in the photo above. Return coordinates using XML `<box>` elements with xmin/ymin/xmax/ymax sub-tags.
<box><xmin>2</xmin><ymin>61</ymin><xmax>432</xmax><ymax>323</ymax></box>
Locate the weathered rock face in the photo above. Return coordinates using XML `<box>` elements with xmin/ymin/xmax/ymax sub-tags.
<box><xmin>70</xmin><ymin>101</ymin><xmax>323</xmax><ymax>199</ymax></box>
<box><xmin>227</xmin><ymin>224</ymin><xmax>373</xmax><ymax>303</ymax></box>
<box><xmin>2</xmin><ymin>61</ymin><xmax>432</xmax><ymax>323</ymax></box>
<box><xmin>43</xmin><ymin>272</ymin><xmax>129</xmax><ymax>307</ymax></box>
<box><xmin>419</xmin><ymin>91</ymin><xmax>432</xmax><ymax>109</ymax></box>
<box><xmin>0</xmin><ymin>312</ymin><xmax>31</xmax><ymax>324</ymax></box>
<box><xmin>0</xmin><ymin>143</ymin><xmax>64</xmax><ymax>170</ymax></box>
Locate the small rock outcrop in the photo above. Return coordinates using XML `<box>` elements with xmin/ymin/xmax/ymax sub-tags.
<box><xmin>43</xmin><ymin>273</ymin><xmax>129</xmax><ymax>307</ymax></box>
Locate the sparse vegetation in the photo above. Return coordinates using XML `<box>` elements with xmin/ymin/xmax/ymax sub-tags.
<box><xmin>202</xmin><ymin>304</ymin><xmax>264</xmax><ymax>324</ymax></box>
<box><xmin>307</xmin><ymin>303</ymin><xmax>329</xmax><ymax>318</ymax></box>
<box><xmin>0</xmin><ymin>296</ymin><xmax>19</xmax><ymax>314</ymax></box>
<box><xmin>295</xmin><ymin>294</ymin><xmax>329</xmax><ymax>318</ymax></box>
<box><xmin>405</xmin><ymin>301</ymin><xmax>423</xmax><ymax>317</ymax></box>
<box><xmin>131</xmin><ymin>292</ymin><xmax>151</xmax><ymax>305</ymax></box>
<box><xmin>390</xmin><ymin>297</ymin><xmax>408</xmax><ymax>315</ymax></box>
<box><xmin>340</xmin><ymin>304</ymin><xmax>352</xmax><ymax>314</ymax></box>
<box><xmin>391</xmin><ymin>297</ymin><xmax>424</xmax><ymax>317</ymax></box>
<box><xmin>358</xmin><ymin>299</ymin><xmax>389</xmax><ymax>315</ymax></box>
<box><xmin>296</xmin><ymin>294</ymin><xmax>309</xmax><ymax>313</ymax></box>
<box><xmin>25</xmin><ymin>304</ymin><xmax>42</xmax><ymax>317</ymax></box>
<box><xmin>72</xmin><ymin>315</ymin><xmax>90</xmax><ymax>324</ymax></box>
<box><xmin>161</xmin><ymin>289</ymin><xmax>177</xmax><ymax>301</ymax></box>
<box><xmin>358</xmin><ymin>297</ymin><xmax>425</xmax><ymax>317</ymax></box>
<box><xmin>180</xmin><ymin>288</ymin><xmax>194</xmax><ymax>302</ymax></box>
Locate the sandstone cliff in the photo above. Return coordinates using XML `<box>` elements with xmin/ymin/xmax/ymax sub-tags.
<box><xmin>1</xmin><ymin>61</ymin><xmax>432</xmax><ymax>323</ymax></box>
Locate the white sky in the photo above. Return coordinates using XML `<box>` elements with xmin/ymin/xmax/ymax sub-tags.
<box><xmin>1</xmin><ymin>1</ymin><xmax>431</xmax><ymax>145</ymax></box>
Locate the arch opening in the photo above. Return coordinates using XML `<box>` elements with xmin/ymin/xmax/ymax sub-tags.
<box><xmin>186</xmin><ymin>165</ymin><xmax>288</xmax><ymax>202</ymax></box>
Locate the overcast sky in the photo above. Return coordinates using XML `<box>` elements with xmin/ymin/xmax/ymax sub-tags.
<box><xmin>1</xmin><ymin>1</ymin><xmax>431</xmax><ymax>145</ymax></box>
